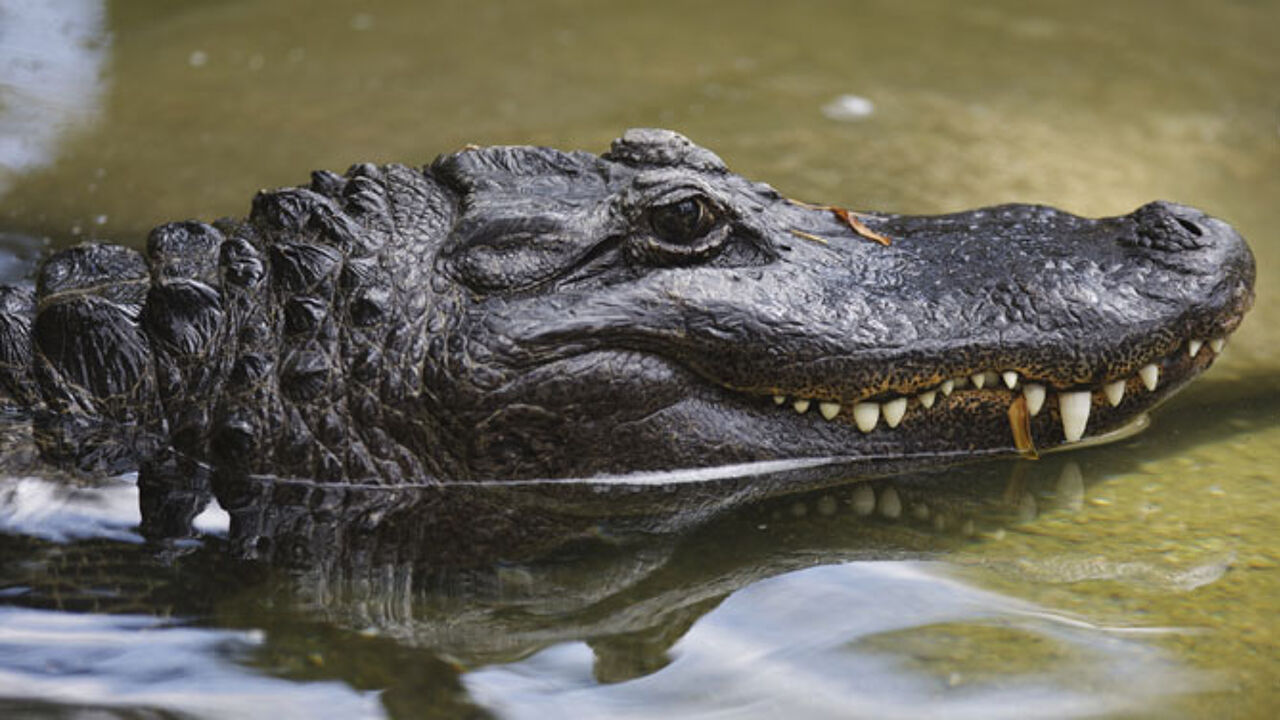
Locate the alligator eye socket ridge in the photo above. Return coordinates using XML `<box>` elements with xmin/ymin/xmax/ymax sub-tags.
<box><xmin>649</xmin><ymin>196</ymin><xmax>716</xmax><ymax>245</ymax></box>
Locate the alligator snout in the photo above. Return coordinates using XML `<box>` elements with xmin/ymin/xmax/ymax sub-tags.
<box><xmin>1124</xmin><ymin>201</ymin><xmax>1255</xmax><ymax>326</ymax></box>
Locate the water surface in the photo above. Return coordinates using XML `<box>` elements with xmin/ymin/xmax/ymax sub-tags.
<box><xmin>1</xmin><ymin>0</ymin><xmax>1277</xmax><ymax>717</ymax></box>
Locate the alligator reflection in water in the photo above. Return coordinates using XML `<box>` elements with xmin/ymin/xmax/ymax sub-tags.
<box><xmin>224</xmin><ymin>462</ymin><xmax>1081</xmax><ymax>670</ymax></box>
<box><xmin>216</xmin><ymin>452</ymin><xmax>1224</xmax><ymax>671</ymax></box>
<box><xmin>2</xmin><ymin>440</ymin><xmax>1236</xmax><ymax>716</ymax></box>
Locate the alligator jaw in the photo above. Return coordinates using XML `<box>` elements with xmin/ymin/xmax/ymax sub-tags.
<box><xmin>755</xmin><ymin>332</ymin><xmax>1235</xmax><ymax>457</ymax></box>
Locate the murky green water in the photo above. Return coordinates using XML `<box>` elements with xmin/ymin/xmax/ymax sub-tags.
<box><xmin>1</xmin><ymin>0</ymin><xmax>1277</xmax><ymax>717</ymax></box>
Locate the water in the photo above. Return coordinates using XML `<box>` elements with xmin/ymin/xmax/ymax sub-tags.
<box><xmin>0</xmin><ymin>0</ymin><xmax>1277</xmax><ymax>717</ymax></box>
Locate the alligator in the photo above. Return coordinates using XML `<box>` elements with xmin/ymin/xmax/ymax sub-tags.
<box><xmin>0</xmin><ymin>129</ymin><xmax>1255</xmax><ymax>496</ymax></box>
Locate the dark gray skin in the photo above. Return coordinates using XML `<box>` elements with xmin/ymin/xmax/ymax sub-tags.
<box><xmin>0</xmin><ymin>129</ymin><xmax>1255</xmax><ymax>489</ymax></box>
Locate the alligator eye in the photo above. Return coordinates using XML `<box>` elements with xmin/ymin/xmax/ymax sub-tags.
<box><xmin>650</xmin><ymin>196</ymin><xmax>716</xmax><ymax>244</ymax></box>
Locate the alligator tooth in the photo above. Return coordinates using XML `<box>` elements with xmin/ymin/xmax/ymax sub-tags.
<box><xmin>882</xmin><ymin>398</ymin><xmax>907</xmax><ymax>427</ymax></box>
<box><xmin>852</xmin><ymin>402</ymin><xmax>880</xmax><ymax>433</ymax></box>
<box><xmin>819</xmin><ymin>401</ymin><xmax>841</xmax><ymax>420</ymax></box>
<box><xmin>1139</xmin><ymin>364</ymin><xmax>1159</xmax><ymax>391</ymax></box>
<box><xmin>1023</xmin><ymin>383</ymin><xmax>1046</xmax><ymax>416</ymax></box>
<box><xmin>773</xmin><ymin>395</ymin><xmax>786</xmax><ymax>405</ymax></box>
<box><xmin>793</xmin><ymin>399</ymin><xmax>811</xmax><ymax>414</ymax></box>
<box><xmin>918</xmin><ymin>390</ymin><xmax>937</xmax><ymax>409</ymax></box>
<box><xmin>971</xmin><ymin>373</ymin><xmax>986</xmax><ymax>389</ymax></box>
<box><xmin>1002</xmin><ymin>371</ymin><xmax>1019</xmax><ymax>389</ymax></box>
<box><xmin>1059</xmin><ymin>391</ymin><xmax>1092</xmax><ymax>442</ymax></box>
<box><xmin>984</xmin><ymin>371</ymin><xmax>1001</xmax><ymax>387</ymax></box>
<box><xmin>1188</xmin><ymin>339</ymin><xmax>1203</xmax><ymax>358</ymax></box>
<box><xmin>1209</xmin><ymin>337</ymin><xmax>1225</xmax><ymax>353</ymax></box>
<box><xmin>1008</xmin><ymin>395</ymin><xmax>1038</xmax><ymax>459</ymax></box>
<box><xmin>940</xmin><ymin>379</ymin><xmax>955</xmax><ymax>396</ymax></box>
<box><xmin>1103</xmin><ymin>380</ymin><xmax>1126</xmax><ymax>407</ymax></box>
<box><xmin>953</xmin><ymin>376</ymin><xmax>969</xmax><ymax>389</ymax></box>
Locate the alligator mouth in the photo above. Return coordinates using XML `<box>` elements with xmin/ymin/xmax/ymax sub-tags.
<box><xmin>756</xmin><ymin>333</ymin><xmax>1233</xmax><ymax>457</ymax></box>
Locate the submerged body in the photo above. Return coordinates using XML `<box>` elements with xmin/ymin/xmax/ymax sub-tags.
<box><xmin>0</xmin><ymin>129</ymin><xmax>1255</xmax><ymax>494</ymax></box>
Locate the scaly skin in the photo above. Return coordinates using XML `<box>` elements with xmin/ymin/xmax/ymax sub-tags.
<box><xmin>0</xmin><ymin>129</ymin><xmax>1255</xmax><ymax>494</ymax></box>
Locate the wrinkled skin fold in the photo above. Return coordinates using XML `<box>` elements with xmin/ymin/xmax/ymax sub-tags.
<box><xmin>0</xmin><ymin>129</ymin><xmax>1255</xmax><ymax>495</ymax></box>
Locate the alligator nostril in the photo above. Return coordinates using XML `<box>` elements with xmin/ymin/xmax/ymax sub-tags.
<box><xmin>1175</xmin><ymin>218</ymin><xmax>1203</xmax><ymax>238</ymax></box>
<box><xmin>1127</xmin><ymin>202</ymin><xmax>1213</xmax><ymax>252</ymax></box>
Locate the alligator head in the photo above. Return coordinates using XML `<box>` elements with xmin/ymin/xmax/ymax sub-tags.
<box><xmin>431</xmin><ymin>129</ymin><xmax>1253</xmax><ymax>480</ymax></box>
<box><xmin>5</xmin><ymin>129</ymin><xmax>1255</xmax><ymax>485</ymax></box>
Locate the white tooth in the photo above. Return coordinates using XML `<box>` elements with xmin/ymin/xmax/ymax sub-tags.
<box><xmin>882</xmin><ymin>398</ymin><xmax>907</xmax><ymax>427</ymax></box>
<box><xmin>793</xmin><ymin>399</ymin><xmax>811</xmax><ymax>414</ymax></box>
<box><xmin>1139</xmin><ymin>364</ymin><xmax>1159</xmax><ymax>391</ymax></box>
<box><xmin>1023</xmin><ymin>383</ymin><xmax>1045</xmax><ymax>416</ymax></box>
<box><xmin>1188</xmin><ymin>339</ymin><xmax>1203</xmax><ymax>358</ymax></box>
<box><xmin>1059</xmin><ymin>391</ymin><xmax>1092</xmax><ymax>442</ymax></box>
<box><xmin>1103</xmin><ymin>380</ymin><xmax>1126</xmax><ymax>406</ymax></box>
<box><xmin>819</xmin><ymin>401</ymin><xmax>841</xmax><ymax>420</ymax></box>
<box><xmin>918</xmin><ymin>390</ymin><xmax>937</xmax><ymax>409</ymax></box>
<box><xmin>853</xmin><ymin>402</ymin><xmax>880</xmax><ymax>433</ymax></box>
<box><xmin>940</xmin><ymin>379</ymin><xmax>955</xmax><ymax>396</ymax></box>
<box><xmin>773</xmin><ymin>395</ymin><xmax>786</xmax><ymax>405</ymax></box>
<box><xmin>1209</xmin><ymin>338</ymin><xmax>1225</xmax><ymax>353</ymax></box>
<box><xmin>1002</xmin><ymin>371</ymin><xmax>1019</xmax><ymax>389</ymax></box>
<box><xmin>984</xmin><ymin>371</ymin><xmax>1000</xmax><ymax>387</ymax></box>
<box><xmin>971</xmin><ymin>373</ymin><xmax>986</xmax><ymax>389</ymax></box>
